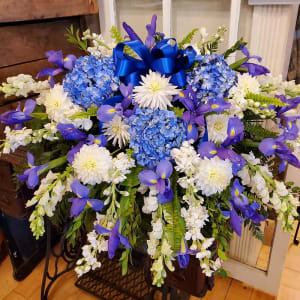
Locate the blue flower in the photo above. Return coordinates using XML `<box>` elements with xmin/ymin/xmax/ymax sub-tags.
<box><xmin>127</xmin><ymin>108</ymin><xmax>186</xmax><ymax>169</ymax></box>
<box><xmin>63</xmin><ymin>56</ymin><xmax>119</xmax><ymax>109</ymax></box>
<box><xmin>186</xmin><ymin>54</ymin><xmax>236</xmax><ymax>105</ymax></box>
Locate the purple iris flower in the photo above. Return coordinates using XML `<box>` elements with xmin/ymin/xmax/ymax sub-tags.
<box><xmin>197</xmin><ymin>97</ymin><xmax>231</xmax><ymax>115</ymax></box>
<box><xmin>240</xmin><ymin>45</ymin><xmax>270</xmax><ymax>77</ymax></box>
<box><xmin>197</xmin><ymin>141</ymin><xmax>217</xmax><ymax>159</ymax></box>
<box><xmin>68</xmin><ymin>180</ymin><xmax>104</xmax><ymax>218</ymax></box>
<box><xmin>95</xmin><ymin>218</ymin><xmax>131</xmax><ymax>259</ymax></box>
<box><xmin>230</xmin><ymin>179</ymin><xmax>265</xmax><ymax>225</ymax></box>
<box><xmin>222</xmin><ymin>117</ymin><xmax>244</xmax><ymax>147</ymax></box>
<box><xmin>176</xmin><ymin>239</ymin><xmax>198</xmax><ymax>269</ymax></box>
<box><xmin>145</xmin><ymin>15</ymin><xmax>157</xmax><ymax>49</ymax></box>
<box><xmin>57</xmin><ymin>123</ymin><xmax>87</xmax><ymax>140</ymax></box>
<box><xmin>122</xmin><ymin>22</ymin><xmax>143</xmax><ymax>43</ymax></box>
<box><xmin>259</xmin><ymin>134</ymin><xmax>300</xmax><ymax>172</ymax></box>
<box><xmin>174</xmin><ymin>86</ymin><xmax>205</xmax><ymax>141</ymax></box>
<box><xmin>67</xmin><ymin>134</ymin><xmax>107</xmax><ymax>164</ymax></box>
<box><xmin>97</xmin><ymin>83</ymin><xmax>137</xmax><ymax>122</ymax></box>
<box><xmin>274</xmin><ymin>95</ymin><xmax>300</xmax><ymax>121</ymax></box>
<box><xmin>220</xmin><ymin>202</ymin><xmax>243</xmax><ymax>236</ymax></box>
<box><xmin>138</xmin><ymin>160</ymin><xmax>174</xmax><ymax>204</ymax></box>
<box><xmin>17</xmin><ymin>152</ymin><xmax>48</xmax><ymax>189</ymax></box>
<box><xmin>36</xmin><ymin>50</ymin><xmax>76</xmax><ymax>87</ymax></box>
<box><xmin>0</xmin><ymin>99</ymin><xmax>36</xmax><ymax>129</ymax></box>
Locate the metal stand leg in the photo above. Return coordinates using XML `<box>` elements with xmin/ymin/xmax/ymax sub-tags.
<box><xmin>41</xmin><ymin>218</ymin><xmax>85</xmax><ymax>300</ymax></box>
<box><xmin>293</xmin><ymin>207</ymin><xmax>300</xmax><ymax>245</ymax></box>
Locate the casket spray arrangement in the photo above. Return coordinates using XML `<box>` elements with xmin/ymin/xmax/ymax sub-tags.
<box><xmin>1</xmin><ymin>15</ymin><xmax>300</xmax><ymax>286</ymax></box>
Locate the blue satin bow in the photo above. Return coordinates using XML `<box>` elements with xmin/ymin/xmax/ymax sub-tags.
<box><xmin>113</xmin><ymin>39</ymin><xmax>196</xmax><ymax>87</ymax></box>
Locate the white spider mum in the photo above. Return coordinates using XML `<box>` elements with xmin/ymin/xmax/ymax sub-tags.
<box><xmin>206</xmin><ymin>114</ymin><xmax>230</xmax><ymax>143</ymax></box>
<box><xmin>195</xmin><ymin>156</ymin><xmax>233</xmax><ymax>196</ymax></box>
<box><xmin>133</xmin><ymin>70</ymin><xmax>179</xmax><ymax>110</ymax></box>
<box><xmin>102</xmin><ymin>115</ymin><xmax>130</xmax><ymax>148</ymax></box>
<box><xmin>72</xmin><ymin>144</ymin><xmax>113</xmax><ymax>185</ymax></box>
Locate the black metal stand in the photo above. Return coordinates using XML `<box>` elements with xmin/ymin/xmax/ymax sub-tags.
<box><xmin>293</xmin><ymin>207</ymin><xmax>300</xmax><ymax>245</ymax></box>
<box><xmin>40</xmin><ymin>217</ymin><xmax>85</xmax><ymax>300</ymax></box>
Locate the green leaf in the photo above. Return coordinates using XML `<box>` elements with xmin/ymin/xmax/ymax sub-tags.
<box><xmin>120</xmin><ymin>165</ymin><xmax>142</xmax><ymax>187</ymax></box>
<box><xmin>244</xmin><ymin>124</ymin><xmax>278</xmax><ymax>140</ymax></box>
<box><xmin>110</xmin><ymin>26</ymin><xmax>124</xmax><ymax>44</ymax></box>
<box><xmin>178</xmin><ymin>28</ymin><xmax>199</xmax><ymax>49</ymax></box>
<box><xmin>217</xmin><ymin>248</ymin><xmax>228</xmax><ymax>261</ymax></box>
<box><xmin>65</xmin><ymin>25</ymin><xmax>87</xmax><ymax>51</ymax></box>
<box><xmin>30</xmin><ymin>112</ymin><xmax>48</xmax><ymax>120</ymax></box>
<box><xmin>119</xmin><ymin>188</ymin><xmax>136</xmax><ymax>217</ymax></box>
<box><xmin>245</xmin><ymin>93</ymin><xmax>288</xmax><ymax>107</ymax></box>
<box><xmin>163</xmin><ymin>172</ymin><xmax>186</xmax><ymax>252</ymax></box>
<box><xmin>223</xmin><ymin>38</ymin><xmax>247</xmax><ymax>59</ymax></box>
<box><xmin>229</xmin><ymin>57</ymin><xmax>247</xmax><ymax>70</ymax></box>
<box><xmin>170</xmin><ymin>107</ymin><xmax>185</xmax><ymax>118</ymax></box>
<box><xmin>69</xmin><ymin>106</ymin><xmax>98</xmax><ymax>120</ymax></box>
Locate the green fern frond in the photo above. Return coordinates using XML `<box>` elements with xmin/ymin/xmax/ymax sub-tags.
<box><xmin>110</xmin><ymin>26</ymin><xmax>124</xmax><ymax>44</ymax></box>
<box><xmin>245</xmin><ymin>124</ymin><xmax>278</xmax><ymax>140</ymax></box>
<box><xmin>178</xmin><ymin>28</ymin><xmax>199</xmax><ymax>49</ymax></box>
<box><xmin>163</xmin><ymin>172</ymin><xmax>186</xmax><ymax>252</ymax></box>
<box><xmin>223</xmin><ymin>38</ymin><xmax>247</xmax><ymax>59</ymax></box>
<box><xmin>245</xmin><ymin>93</ymin><xmax>288</xmax><ymax>107</ymax></box>
<box><xmin>65</xmin><ymin>25</ymin><xmax>87</xmax><ymax>51</ymax></box>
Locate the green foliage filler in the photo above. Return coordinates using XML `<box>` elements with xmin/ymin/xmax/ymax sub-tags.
<box><xmin>65</xmin><ymin>25</ymin><xmax>88</xmax><ymax>51</ymax></box>
<box><xmin>178</xmin><ymin>28</ymin><xmax>199</xmax><ymax>49</ymax></box>
<box><xmin>245</xmin><ymin>92</ymin><xmax>287</xmax><ymax>107</ymax></box>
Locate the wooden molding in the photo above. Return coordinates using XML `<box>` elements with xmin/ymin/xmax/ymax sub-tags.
<box><xmin>0</xmin><ymin>0</ymin><xmax>98</xmax><ymax>23</ymax></box>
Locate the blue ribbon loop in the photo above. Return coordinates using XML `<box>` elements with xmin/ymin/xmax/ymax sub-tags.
<box><xmin>113</xmin><ymin>39</ymin><xmax>196</xmax><ymax>88</ymax></box>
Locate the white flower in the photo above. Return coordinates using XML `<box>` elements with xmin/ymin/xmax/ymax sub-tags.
<box><xmin>102</xmin><ymin>115</ymin><xmax>130</xmax><ymax>148</ymax></box>
<box><xmin>275</xmin><ymin>180</ymin><xmax>288</xmax><ymax>197</ymax></box>
<box><xmin>109</xmin><ymin>152</ymin><xmax>135</xmax><ymax>184</ymax></box>
<box><xmin>147</xmin><ymin>239</ymin><xmax>159</xmax><ymax>256</ymax></box>
<box><xmin>235</xmin><ymin>73</ymin><xmax>260</xmax><ymax>95</ymax></box>
<box><xmin>73</xmin><ymin>144</ymin><xmax>113</xmax><ymax>185</ymax></box>
<box><xmin>181</xmin><ymin>202</ymin><xmax>209</xmax><ymax>241</ymax></box>
<box><xmin>3</xmin><ymin>126</ymin><xmax>32</xmax><ymax>154</ymax></box>
<box><xmin>206</xmin><ymin>114</ymin><xmax>230</xmax><ymax>143</ymax></box>
<box><xmin>242</xmin><ymin>152</ymin><xmax>260</xmax><ymax>165</ymax></box>
<box><xmin>133</xmin><ymin>70</ymin><xmax>179</xmax><ymax>110</ymax></box>
<box><xmin>195</xmin><ymin>156</ymin><xmax>233</xmax><ymax>196</ymax></box>
<box><xmin>237</xmin><ymin>167</ymin><xmax>251</xmax><ymax>186</ymax></box>
<box><xmin>43</xmin><ymin>84</ymin><xmax>92</xmax><ymax>130</ymax></box>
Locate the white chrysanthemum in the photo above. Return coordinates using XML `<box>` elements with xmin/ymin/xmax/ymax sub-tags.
<box><xmin>195</xmin><ymin>156</ymin><xmax>233</xmax><ymax>196</ymax></box>
<box><xmin>133</xmin><ymin>70</ymin><xmax>179</xmax><ymax>110</ymax></box>
<box><xmin>235</xmin><ymin>73</ymin><xmax>260</xmax><ymax>95</ymax></box>
<box><xmin>102</xmin><ymin>115</ymin><xmax>130</xmax><ymax>148</ymax></box>
<box><xmin>72</xmin><ymin>144</ymin><xmax>113</xmax><ymax>185</ymax></box>
<box><xmin>206</xmin><ymin>114</ymin><xmax>230</xmax><ymax>143</ymax></box>
<box><xmin>43</xmin><ymin>84</ymin><xmax>92</xmax><ymax>130</ymax></box>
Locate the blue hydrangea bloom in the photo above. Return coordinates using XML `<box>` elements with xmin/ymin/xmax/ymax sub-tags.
<box><xmin>128</xmin><ymin>108</ymin><xmax>186</xmax><ymax>169</ymax></box>
<box><xmin>63</xmin><ymin>56</ymin><xmax>119</xmax><ymax>109</ymax></box>
<box><xmin>186</xmin><ymin>54</ymin><xmax>236</xmax><ymax>106</ymax></box>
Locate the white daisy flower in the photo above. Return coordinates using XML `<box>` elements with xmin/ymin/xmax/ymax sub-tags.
<box><xmin>133</xmin><ymin>70</ymin><xmax>179</xmax><ymax>110</ymax></box>
<box><xmin>72</xmin><ymin>144</ymin><xmax>113</xmax><ymax>185</ymax></box>
<box><xmin>102</xmin><ymin>115</ymin><xmax>130</xmax><ymax>148</ymax></box>
<box><xmin>206</xmin><ymin>114</ymin><xmax>230</xmax><ymax>143</ymax></box>
<box><xmin>195</xmin><ymin>156</ymin><xmax>233</xmax><ymax>196</ymax></box>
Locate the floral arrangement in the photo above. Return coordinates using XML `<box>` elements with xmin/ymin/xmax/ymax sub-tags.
<box><xmin>1</xmin><ymin>15</ymin><xmax>300</xmax><ymax>286</ymax></box>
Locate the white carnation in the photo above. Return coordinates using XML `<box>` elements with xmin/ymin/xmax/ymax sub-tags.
<box><xmin>73</xmin><ymin>144</ymin><xmax>113</xmax><ymax>185</ymax></box>
<box><xmin>195</xmin><ymin>156</ymin><xmax>233</xmax><ymax>196</ymax></box>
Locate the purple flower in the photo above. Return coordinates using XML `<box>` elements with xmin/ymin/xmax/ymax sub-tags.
<box><xmin>36</xmin><ymin>50</ymin><xmax>76</xmax><ymax>87</ymax></box>
<box><xmin>145</xmin><ymin>15</ymin><xmax>157</xmax><ymax>49</ymax></box>
<box><xmin>197</xmin><ymin>141</ymin><xmax>217</xmax><ymax>159</ymax></box>
<box><xmin>222</xmin><ymin>117</ymin><xmax>244</xmax><ymax>147</ymax></box>
<box><xmin>174</xmin><ymin>86</ymin><xmax>205</xmax><ymax>141</ymax></box>
<box><xmin>122</xmin><ymin>22</ymin><xmax>143</xmax><ymax>43</ymax></box>
<box><xmin>97</xmin><ymin>83</ymin><xmax>137</xmax><ymax>122</ymax></box>
<box><xmin>17</xmin><ymin>152</ymin><xmax>48</xmax><ymax>189</ymax></box>
<box><xmin>0</xmin><ymin>99</ymin><xmax>36</xmax><ymax>129</ymax></box>
<box><xmin>95</xmin><ymin>218</ymin><xmax>131</xmax><ymax>259</ymax></box>
<box><xmin>274</xmin><ymin>95</ymin><xmax>300</xmax><ymax>121</ymax></box>
<box><xmin>138</xmin><ymin>160</ymin><xmax>173</xmax><ymax>204</ymax></box>
<box><xmin>220</xmin><ymin>203</ymin><xmax>243</xmax><ymax>236</ymax></box>
<box><xmin>57</xmin><ymin>123</ymin><xmax>87</xmax><ymax>140</ymax></box>
<box><xmin>68</xmin><ymin>180</ymin><xmax>104</xmax><ymax>218</ymax></box>
<box><xmin>176</xmin><ymin>239</ymin><xmax>198</xmax><ymax>269</ymax></box>
<box><xmin>240</xmin><ymin>45</ymin><xmax>270</xmax><ymax>77</ymax></box>
<box><xmin>197</xmin><ymin>97</ymin><xmax>231</xmax><ymax>115</ymax></box>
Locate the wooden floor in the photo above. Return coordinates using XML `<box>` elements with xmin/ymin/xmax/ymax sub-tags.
<box><xmin>1</xmin><ymin>235</ymin><xmax>300</xmax><ymax>300</ymax></box>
